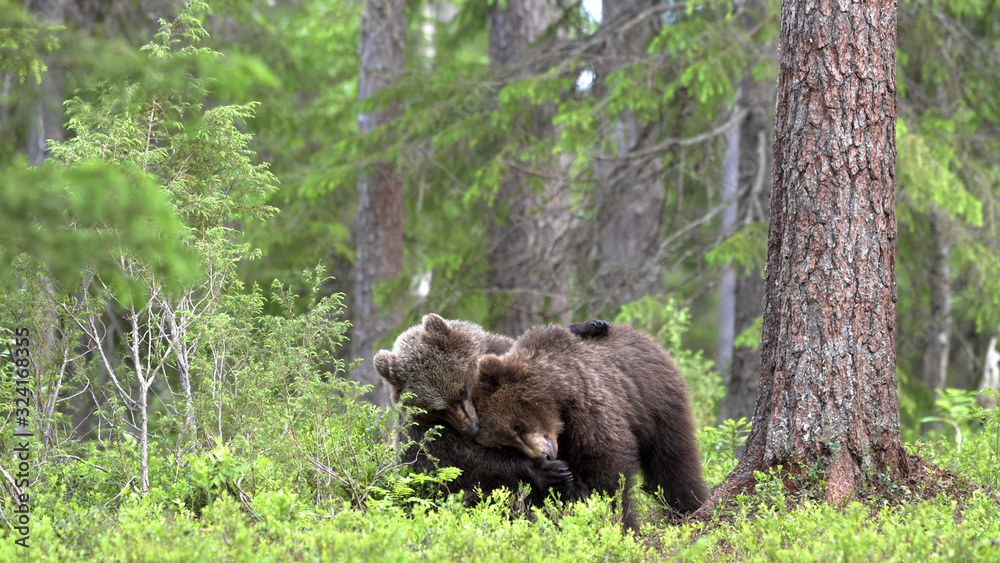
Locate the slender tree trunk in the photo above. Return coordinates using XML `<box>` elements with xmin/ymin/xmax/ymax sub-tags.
<box><xmin>921</xmin><ymin>210</ymin><xmax>951</xmax><ymax>432</ymax></box>
<box><xmin>488</xmin><ymin>0</ymin><xmax>558</xmax><ymax>67</ymax></box>
<box><xmin>125</xmin><ymin>306</ymin><xmax>153</xmax><ymax>495</ymax></box>
<box><xmin>979</xmin><ymin>337</ymin><xmax>999</xmax><ymax>409</ymax></box>
<box><xmin>488</xmin><ymin>173</ymin><xmax>544</xmax><ymax>337</ymax></box>
<box><xmin>139</xmin><ymin>379</ymin><xmax>150</xmax><ymax>493</ymax></box>
<box><xmin>35</xmin><ymin>278</ymin><xmax>63</xmax><ymax>452</ymax></box>
<box><xmin>177</xmin><ymin>347</ymin><xmax>196</xmax><ymax>438</ymax></box>
<box><xmin>592</xmin><ymin>1</ymin><xmax>664</xmax><ymax>310</ymax></box>
<box><xmin>697</xmin><ymin>0</ymin><xmax>910</xmax><ymax>514</ymax></box>
<box><xmin>723</xmin><ymin>258</ymin><xmax>766</xmax><ymax>426</ymax></box>
<box><xmin>719</xmin><ymin>46</ymin><xmax>775</xmax><ymax>425</ymax></box>
<box><xmin>27</xmin><ymin>0</ymin><xmax>65</xmax><ymax>453</ymax></box>
<box><xmin>26</xmin><ymin>0</ymin><xmax>64</xmax><ymax>164</ymax></box>
<box><xmin>487</xmin><ymin>0</ymin><xmax>564</xmax><ymax>336</ymax></box>
<box><xmin>716</xmin><ymin>112</ymin><xmax>741</xmax><ymax>379</ymax></box>
<box><xmin>543</xmin><ymin>153</ymin><xmax>574</xmax><ymax>325</ymax></box>
<box><xmin>352</xmin><ymin>0</ymin><xmax>405</xmax><ymax>405</ymax></box>
<box><xmin>164</xmin><ymin>298</ymin><xmax>198</xmax><ymax>444</ymax></box>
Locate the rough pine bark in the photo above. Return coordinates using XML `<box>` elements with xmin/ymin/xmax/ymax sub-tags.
<box><xmin>352</xmin><ymin>0</ymin><xmax>405</xmax><ymax>406</ymax></box>
<box><xmin>487</xmin><ymin>0</ymin><xmax>566</xmax><ymax>336</ymax></box>
<box><xmin>696</xmin><ymin>0</ymin><xmax>911</xmax><ymax>514</ymax></box>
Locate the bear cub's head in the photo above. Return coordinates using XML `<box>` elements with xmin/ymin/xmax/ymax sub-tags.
<box><xmin>373</xmin><ymin>313</ymin><xmax>486</xmax><ymax>436</ymax></box>
<box><xmin>473</xmin><ymin>354</ymin><xmax>563</xmax><ymax>462</ymax></box>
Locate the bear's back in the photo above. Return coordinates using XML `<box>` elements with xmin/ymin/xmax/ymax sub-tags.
<box><xmin>509</xmin><ymin>323</ymin><xmax>690</xmax><ymax>431</ymax></box>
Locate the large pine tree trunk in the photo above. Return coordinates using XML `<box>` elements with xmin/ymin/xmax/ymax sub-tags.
<box><xmin>697</xmin><ymin>0</ymin><xmax>910</xmax><ymax>513</ymax></box>
<box><xmin>487</xmin><ymin>0</ymin><xmax>565</xmax><ymax>336</ymax></box>
<box><xmin>352</xmin><ymin>0</ymin><xmax>405</xmax><ymax>405</ymax></box>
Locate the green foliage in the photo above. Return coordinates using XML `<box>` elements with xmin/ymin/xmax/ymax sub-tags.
<box><xmin>748</xmin><ymin>466</ymin><xmax>788</xmax><ymax>515</ymax></box>
<box><xmin>699</xmin><ymin>417</ymin><xmax>753</xmax><ymax>485</ymax></box>
<box><xmin>247</xmin><ymin>0</ymin><xmax>778</xmax><ymax>323</ymax></box>
<box><xmin>952</xmin><ymin>241</ymin><xmax>1000</xmax><ymax>332</ymax></box>
<box><xmin>896</xmin><ymin>119</ymin><xmax>983</xmax><ymax>226</ymax></box>
<box><xmin>2</xmin><ymin>4</ymin><xmax>409</xmax><ymax>546</ymax></box>
<box><xmin>615</xmin><ymin>295</ymin><xmax>723</xmax><ymax>427</ymax></box>
<box><xmin>9</xmin><ymin>427</ymin><xmax>1000</xmax><ymax>561</ymax></box>
<box><xmin>648</xmin><ymin>3</ymin><xmax>744</xmax><ymax>111</ymax></box>
<box><xmin>6</xmin><ymin>0</ymin><xmax>1000</xmax><ymax>559</ymax></box>
<box><xmin>705</xmin><ymin>220</ymin><xmax>768</xmax><ymax>277</ymax></box>
<box><xmin>918</xmin><ymin>387</ymin><xmax>1000</xmax><ymax>487</ymax></box>
<box><xmin>3</xmin><ymin>0</ymin><xmax>276</xmax><ymax>300</ymax></box>
<box><xmin>693</xmin><ymin>493</ymin><xmax>1000</xmax><ymax>562</ymax></box>
<box><xmin>53</xmin><ymin>86</ymin><xmax>277</xmax><ymax>236</ymax></box>
<box><xmin>0</xmin><ymin>159</ymin><xmax>200</xmax><ymax>297</ymax></box>
<box><xmin>1</xmin><ymin>6</ymin><xmax>288</xmax><ymax>504</ymax></box>
<box><xmin>734</xmin><ymin>315</ymin><xmax>763</xmax><ymax>353</ymax></box>
<box><xmin>0</xmin><ymin>2</ymin><xmax>60</xmax><ymax>84</ymax></box>
<box><xmin>376</xmin><ymin>465</ymin><xmax>463</xmax><ymax>510</ymax></box>
<box><xmin>895</xmin><ymin>0</ymin><xmax>1000</xmax><ymax>361</ymax></box>
<box><xmin>195</xmin><ymin>0</ymin><xmax>363</xmax><ymax>301</ymax></box>
<box><xmin>6</xmin><ymin>486</ymin><xmax>656</xmax><ymax>561</ymax></box>
<box><xmin>921</xmin><ymin>388</ymin><xmax>982</xmax><ymax>451</ymax></box>
<box><xmin>182</xmin><ymin>441</ymin><xmax>253</xmax><ymax>512</ymax></box>
<box><xmin>286</xmin><ymin>372</ymin><xmax>414</xmax><ymax>509</ymax></box>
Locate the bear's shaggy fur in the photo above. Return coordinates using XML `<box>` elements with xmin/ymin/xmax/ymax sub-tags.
<box><xmin>374</xmin><ymin>314</ymin><xmax>608</xmax><ymax>506</ymax></box>
<box><xmin>401</xmin><ymin>422</ymin><xmax>574</xmax><ymax>507</ymax></box>
<box><xmin>375</xmin><ymin>314</ymin><xmax>505</xmax><ymax>437</ymax></box>
<box><xmin>473</xmin><ymin>323</ymin><xmax>708</xmax><ymax>530</ymax></box>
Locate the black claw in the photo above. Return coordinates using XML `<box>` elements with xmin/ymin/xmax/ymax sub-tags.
<box><xmin>539</xmin><ymin>459</ymin><xmax>574</xmax><ymax>489</ymax></box>
<box><xmin>568</xmin><ymin>319</ymin><xmax>611</xmax><ymax>339</ymax></box>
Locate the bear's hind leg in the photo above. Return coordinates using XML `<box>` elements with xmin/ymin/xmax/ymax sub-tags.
<box><xmin>638</xmin><ymin>432</ymin><xmax>708</xmax><ymax>515</ymax></box>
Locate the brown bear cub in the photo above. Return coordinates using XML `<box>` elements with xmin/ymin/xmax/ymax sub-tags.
<box><xmin>373</xmin><ymin>314</ymin><xmax>608</xmax><ymax>506</ymax></box>
<box><xmin>473</xmin><ymin>323</ymin><xmax>708</xmax><ymax>531</ymax></box>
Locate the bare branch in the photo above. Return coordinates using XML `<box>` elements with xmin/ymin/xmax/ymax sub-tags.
<box><xmin>593</xmin><ymin>109</ymin><xmax>749</xmax><ymax>161</ymax></box>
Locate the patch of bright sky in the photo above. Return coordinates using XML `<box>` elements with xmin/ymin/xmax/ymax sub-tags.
<box><xmin>583</xmin><ymin>0</ymin><xmax>602</xmax><ymax>22</ymax></box>
<box><xmin>577</xmin><ymin>0</ymin><xmax>602</xmax><ymax>90</ymax></box>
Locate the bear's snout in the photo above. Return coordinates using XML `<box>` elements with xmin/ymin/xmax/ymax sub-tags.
<box><xmin>464</xmin><ymin>419</ymin><xmax>480</xmax><ymax>436</ymax></box>
<box><xmin>542</xmin><ymin>438</ymin><xmax>557</xmax><ymax>461</ymax></box>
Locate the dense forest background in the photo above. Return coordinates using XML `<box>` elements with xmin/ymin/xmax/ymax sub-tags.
<box><xmin>2</xmin><ymin>0</ymin><xmax>1000</xmax><ymax>559</ymax></box>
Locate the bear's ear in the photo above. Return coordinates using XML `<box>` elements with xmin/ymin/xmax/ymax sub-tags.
<box><xmin>477</xmin><ymin>354</ymin><xmax>506</xmax><ymax>393</ymax></box>
<box><xmin>373</xmin><ymin>350</ymin><xmax>399</xmax><ymax>385</ymax></box>
<box><xmin>422</xmin><ymin>313</ymin><xmax>451</xmax><ymax>337</ymax></box>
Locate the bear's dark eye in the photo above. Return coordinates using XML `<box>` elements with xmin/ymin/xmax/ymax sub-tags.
<box><xmin>459</xmin><ymin>387</ymin><xmax>469</xmax><ymax>401</ymax></box>
<box><xmin>513</xmin><ymin>423</ymin><xmax>523</xmax><ymax>436</ymax></box>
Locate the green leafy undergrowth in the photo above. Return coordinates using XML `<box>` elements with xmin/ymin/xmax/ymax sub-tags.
<box><xmin>6</xmin><ymin>491</ymin><xmax>651</xmax><ymax>562</ymax></box>
<box><xmin>673</xmin><ymin>491</ymin><xmax>1000</xmax><ymax>562</ymax></box>
<box><xmin>915</xmin><ymin>388</ymin><xmax>1000</xmax><ymax>489</ymax></box>
<box><xmin>6</xmin><ymin>425</ymin><xmax>1000</xmax><ymax>561</ymax></box>
<box><xmin>700</xmin><ymin>417</ymin><xmax>753</xmax><ymax>486</ymax></box>
<box><xmin>6</xmin><ymin>477</ymin><xmax>999</xmax><ymax>562</ymax></box>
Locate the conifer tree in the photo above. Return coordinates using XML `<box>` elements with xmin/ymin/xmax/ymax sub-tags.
<box><xmin>352</xmin><ymin>0</ymin><xmax>406</xmax><ymax>405</ymax></box>
<box><xmin>698</xmin><ymin>0</ymin><xmax>911</xmax><ymax>512</ymax></box>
